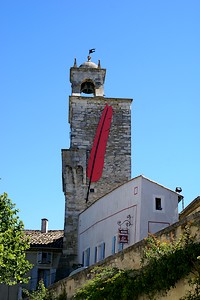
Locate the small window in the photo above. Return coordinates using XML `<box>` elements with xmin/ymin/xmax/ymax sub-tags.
<box><xmin>90</xmin><ymin>188</ymin><xmax>95</xmax><ymax>193</ymax></box>
<box><xmin>155</xmin><ymin>197</ymin><xmax>162</xmax><ymax>210</ymax></box>
<box><xmin>84</xmin><ymin>248</ymin><xmax>90</xmax><ymax>267</ymax></box>
<box><xmin>134</xmin><ymin>186</ymin><xmax>138</xmax><ymax>195</ymax></box>
<box><xmin>96</xmin><ymin>242</ymin><xmax>105</xmax><ymax>262</ymax></box>
<box><xmin>38</xmin><ymin>252</ymin><xmax>52</xmax><ymax>264</ymax></box>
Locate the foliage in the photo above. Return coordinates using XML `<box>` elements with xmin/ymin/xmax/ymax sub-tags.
<box><xmin>23</xmin><ymin>281</ymin><xmax>67</xmax><ymax>300</ymax></box>
<box><xmin>138</xmin><ymin>225</ymin><xmax>199</xmax><ymax>299</ymax></box>
<box><xmin>180</xmin><ymin>256</ymin><xmax>200</xmax><ymax>300</ymax></box>
<box><xmin>0</xmin><ymin>193</ymin><xmax>32</xmax><ymax>285</ymax></box>
<box><xmin>73</xmin><ymin>266</ymin><xmax>129</xmax><ymax>300</ymax></box>
<box><xmin>73</xmin><ymin>225</ymin><xmax>200</xmax><ymax>300</ymax></box>
<box><xmin>23</xmin><ymin>280</ymin><xmax>49</xmax><ymax>300</ymax></box>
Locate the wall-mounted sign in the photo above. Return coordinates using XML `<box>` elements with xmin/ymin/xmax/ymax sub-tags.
<box><xmin>118</xmin><ymin>229</ymin><xmax>129</xmax><ymax>244</ymax></box>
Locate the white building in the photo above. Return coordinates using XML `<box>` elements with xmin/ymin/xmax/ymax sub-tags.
<box><xmin>78</xmin><ymin>175</ymin><xmax>180</xmax><ymax>267</ymax></box>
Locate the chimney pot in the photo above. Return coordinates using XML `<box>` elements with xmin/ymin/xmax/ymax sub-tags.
<box><xmin>41</xmin><ymin>218</ymin><xmax>48</xmax><ymax>233</ymax></box>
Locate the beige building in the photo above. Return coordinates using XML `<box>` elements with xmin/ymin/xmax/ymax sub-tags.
<box><xmin>0</xmin><ymin>219</ymin><xmax>63</xmax><ymax>300</ymax></box>
<box><xmin>24</xmin><ymin>219</ymin><xmax>63</xmax><ymax>292</ymax></box>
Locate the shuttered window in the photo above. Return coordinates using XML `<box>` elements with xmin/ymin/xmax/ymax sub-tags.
<box><xmin>38</xmin><ymin>252</ymin><xmax>52</xmax><ymax>264</ymax></box>
<box><xmin>85</xmin><ymin>248</ymin><xmax>90</xmax><ymax>266</ymax></box>
<box><xmin>118</xmin><ymin>242</ymin><xmax>124</xmax><ymax>252</ymax></box>
<box><xmin>101</xmin><ymin>242</ymin><xmax>105</xmax><ymax>260</ymax></box>
<box><xmin>112</xmin><ymin>236</ymin><xmax>116</xmax><ymax>254</ymax></box>
<box><xmin>94</xmin><ymin>246</ymin><xmax>97</xmax><ymax>263</ymax></box>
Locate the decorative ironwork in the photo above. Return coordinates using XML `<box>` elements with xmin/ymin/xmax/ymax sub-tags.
<box><xmin>117</xmin><ymin>215</ymin><xmax>132</xmax><ymax>228</ymax></box>
<box><xmin>117</xmin><ymin>215</ymin><xmax>132</xmax><ymax>244</ymax></box>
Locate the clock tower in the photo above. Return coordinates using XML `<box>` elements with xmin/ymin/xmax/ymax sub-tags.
<box><xmin>60</xmin><ymin>55</ymin><xmax>132</xmax><ymax>277</ymax></box>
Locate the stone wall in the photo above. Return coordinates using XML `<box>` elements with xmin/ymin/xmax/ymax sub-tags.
<box><xmin>61</xmin><ymin>95</ymin><xmax>132</xmax><ymax>275</ymax></box>
<box><xmin>50</xmin><ymin>211</ymin><xmax>200</xmax><ymax>299</ymax></box>
<box><xmin>68</xmin><ymin>96</ymin><xmax>132</xmax><ymax>203</ymax></box>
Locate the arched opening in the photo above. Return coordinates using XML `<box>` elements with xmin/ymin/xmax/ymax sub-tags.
<box><xmin>65</xmin><ymin>165</ymin><xmax>74</xmax><ymax>185</ymax></box>
<box><xmin>76</xmin><ymin>165</ymin><xmax>84</xmax><ymax>184</ymax></box>
<box><xmin>80</xmin><ymin>79</ymin><xmax>95</xmax><ymax>96</ymax></box>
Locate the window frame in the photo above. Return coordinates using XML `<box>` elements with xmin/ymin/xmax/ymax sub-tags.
<box><xmin>37</xmin><ymin>252</ymin><xmax>52</xmax><ymax>265</ymax></box>
<box><xmin>153</xmin><ymin>195</ymin><xmax>165</xmax><ymax>213</ymax></box>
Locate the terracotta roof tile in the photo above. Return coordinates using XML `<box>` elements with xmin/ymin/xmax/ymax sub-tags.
<box><xmin>25</xmin><ymin>230</ymin><xmax>64</xmax><ymax>249</ymax></box>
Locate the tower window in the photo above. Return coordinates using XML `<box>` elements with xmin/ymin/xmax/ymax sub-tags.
<box><xmin>155</xmin><ymin>197</ymin><xmax>162</xmax><ymax>210</ymax></box>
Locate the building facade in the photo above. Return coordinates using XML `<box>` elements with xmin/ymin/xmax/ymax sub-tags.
<box><xmin>78</xmin><ymin>175</ymin><xmax>180</xmax><ymax>267</ymax></box>
<box><xmin>61</xmin><ymin>56</ymin><xmax>132</xmax><ymax>275</ymax></box>
<box><xmin>24</xmin><ymin>219</ymin><xmax>63</xmax><ymax>292</ymax></box>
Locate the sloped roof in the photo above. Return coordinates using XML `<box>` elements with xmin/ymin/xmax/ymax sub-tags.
<box><xmin>179</xmin><ymin>196</ymin><xmax>200</xmax><ymax>220</ymax></box>
<box><xmin>25</xmin><ymin>230</ymin><xmax>64</xmax><ymax>249</ymax></box>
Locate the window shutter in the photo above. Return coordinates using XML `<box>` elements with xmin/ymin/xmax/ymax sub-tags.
<box><xmin>101</xmin><ymin>242</ymin><xmax>105</xmax><ymax>260</ymax></box>
<box><xmin>94</xmin><ymin>246</ymin><xmax>97</xmax><ymax>263</ymax></box>
<box><xmin>43</xmin><ymin>269</ymin><xmax>50</xmax><ymax>287</ymax></box>
<box><xmin>18</xmin><ymin>287</ymin><xmax>22</xmax><ymax>300</ymax></box>
<box><xmin>112</xmin><ymin>236</ymin><xmax>116</xmax><ymax>255</ymax></box>
<box><xmin>50</xmin><ymin>268</ymin><xmax>56</xmax><ymax>284</ymax></box>
<box><xmin>86</xmin><ymin>248</ymin><xmax>90</xmax><ymax>266</ymax></box>
<box><xmin>118</xmin><ymin>242</ymin><xmax>124</xmax><ymax>252</ymax></box>
<box><xmin>30</xmin><ymin>267</ymin><xmax>38</xmax><ymax>291</ymax></box>
<box><xmin>47</xmin><ymin>252</ymin><xmax>52</xmax><ymax>263</ymax></box>
<box><xmin>38</xmin><ymin>252</ymin><xmax>42</xmax><ymax>264</ymax></box>
<box><xmin>82</xmin><ymin>251</ymin><xmax>85</xmax><ymax>266</ymax></box>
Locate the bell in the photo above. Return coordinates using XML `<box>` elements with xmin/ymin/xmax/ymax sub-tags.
<box><xmin>81</xmin><ymin>81</ymin><xmax>95</xmax><ymax>94</ymax></box>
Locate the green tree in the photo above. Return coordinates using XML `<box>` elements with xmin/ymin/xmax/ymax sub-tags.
<box><xmin>0</xmin><ymin>193</ymin><xmax>32</xmax><ymax>285</ymax></box>
<box><xmin>23</xmin><ymin>280</ymin><xmax>51</xmax><ymax>300</ymax></box>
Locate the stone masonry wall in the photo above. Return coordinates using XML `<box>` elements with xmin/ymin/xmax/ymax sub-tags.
<box><xmin>68</xmin><ymin>95</ymin><xmax>132</xmax><ymax>203</ymax></box>
<box><xmin>61</xmin><ymin>95</ymin><xmax>132</xmax><ymax>275</ymax></box>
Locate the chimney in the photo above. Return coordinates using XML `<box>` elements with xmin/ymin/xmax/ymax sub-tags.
<box><xmin>41</xmin><ymin>218</ymin><xmax>48</xmax><ymax>233</ymax></box>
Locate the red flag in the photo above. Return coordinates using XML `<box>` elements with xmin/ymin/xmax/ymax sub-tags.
<box><xmin>87</xmin><ymin>104</ymin><xmax>113</xmax><ymax>182</ymax></box>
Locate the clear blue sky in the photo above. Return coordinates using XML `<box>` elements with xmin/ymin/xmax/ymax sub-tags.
<box><xmin>0</xmin><ymin>1</ymin><xmax>199</xmax><ymax>230</ymax></box>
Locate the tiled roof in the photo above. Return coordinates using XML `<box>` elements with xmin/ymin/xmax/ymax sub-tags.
<box><xmin>25</xmin><ymin>230</ymin><xmax>64</xmax><ymax>249</ymax></box>
<box><xmin>179</xmin><ymin>196</ymin><xmax>200</xmax><ymax>220</ymax></box>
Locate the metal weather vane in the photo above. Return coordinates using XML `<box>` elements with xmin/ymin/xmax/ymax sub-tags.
<box><xmin>87</xmin><ymin>49</ymin><xmax>95</xmax><ymax>61</ymax></box>
<box><xmin>89</xmin><ymin>48</ymin><xmax>95</xmax><ymax>55</ymax></box>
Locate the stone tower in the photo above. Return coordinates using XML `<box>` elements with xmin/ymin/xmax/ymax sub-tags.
<box><xmin>60</xmin><ymin>55</ymin><xmax>132</xmax><ymax>277</ymax></box>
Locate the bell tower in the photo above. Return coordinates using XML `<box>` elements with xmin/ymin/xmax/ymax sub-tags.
<box><xmin>70</xmin><ymin>55</ymin><xmax>106</xmax><ymax>96</ymax></box>
<box><xmin>59</xmin><ymin>55</ymin><xmax>132</xmax><ymax>278</ymax></box>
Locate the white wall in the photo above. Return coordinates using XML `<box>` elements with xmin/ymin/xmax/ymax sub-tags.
<box><xmin>78</xmin><ymin>176</ymin><xmax>142</xmax><ymax>266</ymax></box>
<box><xmin>78</xmin><ymin>176</ymin><xmax>179</xmax><ymax>267</ymax></box>
<box><xmin>140</xmin><ymin>177</ymin><xmax>179</xmax><ymax>240</ymax></box>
